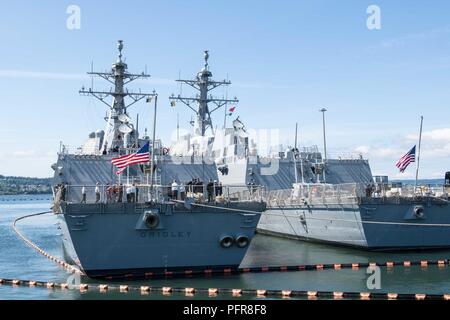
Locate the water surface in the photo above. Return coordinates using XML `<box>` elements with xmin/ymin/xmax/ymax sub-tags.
<box><xmin>1</xmin><ymin>195</ymin><xmax>449</xmax><ymax>300</ymax></box>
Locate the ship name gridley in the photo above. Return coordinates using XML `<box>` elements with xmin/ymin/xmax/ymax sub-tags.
<box><xmin>140</xmin><ymin>231</ymin><xmax>192</xmax><ymax>238</ymax></box>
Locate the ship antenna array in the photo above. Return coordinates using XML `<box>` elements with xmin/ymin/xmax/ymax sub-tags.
<box><xmin>78</xmin><ymin>40</ymin><xmax>157</xmax><ymax>152</ymax></box>
<box><xmin>79</xmin><ymin>40</ymin><xmax>155</xmax><ymax>111</ymax></box>
<box><xmin>169</xmin><ymin>50</ymin><xmax>239</xmax><ymax>136</ymax></box>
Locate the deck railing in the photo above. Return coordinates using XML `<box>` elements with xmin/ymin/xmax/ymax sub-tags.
<box><xmin>53</xmin><ymin>182</ymin><xmax>449</xmax><ymax>208</ymax></box>
<box><xmin>265</xmin><ymin>183</ymin><xmax>449</xmax><ymax>207</ymax></box>
<box><xmin>53</xmin><ymin>183</ymin><xmax>265</xmax><ymax>205</ymax></box>
<box><xmin>265</xmin><ymin>183</ymin><xmax>363</xmax><ymax>207</ymax></box>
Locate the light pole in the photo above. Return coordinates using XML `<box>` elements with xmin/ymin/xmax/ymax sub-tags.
<box><xmin>319</xmin><ymin>108</ymin><xmax>327</xmax><ymax>184</ymax></box>
<box><xmin>319</xmin><ymin>108</ymin><xmax>327</xmax><ymax>162</ymax></box>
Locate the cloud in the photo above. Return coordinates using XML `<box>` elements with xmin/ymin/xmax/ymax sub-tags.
<box><xmin>0</xmin><ymin>69</ymin><xmax>174</xmax><ymax>86</ymax></box>
<box><xmin>379</xmin><ymin>26</ymin><xmax>450</xmax><ymax>49</ymax></box>
<box><xmin>354</xmin><ymin>145</ymin><xmax>370</xmax><ymax>154</ymax></box>
<box><xmin>352</xmin><ymin>145</ymin><xmax>403</xmax><ymax>159</ymax></box>
<box><xmin>391</xmin><ymin>171</ymin><xmax>415</xmax><ymax>179</ymax></box>
<box><xmin>11</xmin><ymin>150</ymin><xmax>37</xmax><ymax>157</ymax></box>
<box><xmin>353</xmin><ymin>127</ymin><xmax>450</xmax><ymax>160</ymax></box>
<box><xmin>0</xmin><ymin>69</ymin><xmax>86</xmax><ymax>81</ymax></box>
<box><xmin>232</xmin><ymin>81</ymin><xmax>296</xmax><ymax>90</ymax></box>
<box><xmin>407</xmin><ymin>128</ymin><xmax>450</xmax><ymax>142</ymax></box>
<box><xmin>0</xmin><ymin>150</ymin><xmax>55</xmax><ymax>160</ymax></box>
<box><xmin>405</xmin><ymin>128</ymin><xmax>450</xmax><ymax>158</ymax></box>
<box><xmin>351</xmin><ymin>127</ymin><xmax>450</xmax><ymax>178</ymax></box>
<box><xmin>0</xmin><ymin>69</ymin><xmax>292</xmax><ymax>90</ymax></box>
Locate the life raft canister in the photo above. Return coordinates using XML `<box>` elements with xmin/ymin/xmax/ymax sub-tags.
<box><xmin>144</xmin><ymin>211</ymin><xmax>160</xmax><ymax>229</ymax></box>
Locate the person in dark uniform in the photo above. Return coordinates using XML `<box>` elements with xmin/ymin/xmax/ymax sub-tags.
<box><xmin>207</xmin><ymin>179</ymin><xmax>214</xmax><ymax>202</ymax></box>
<box><xmin>106</xmin><ymin>183</ymin><xmax>113</xmax><ymax>203</ymax></box>
<box><xmin>60</xmin><ymin>183</ymin><xmax>67</xmax><ymax>201</ymax></box>
<box><xmin>248</xmin><ymin>179</ymin><xmax>256</xmax><ymax>195</ymax></box>
<box><xmin>186</xmin><ymin>180</ymin><xmax>193</xmax><ymax>194</ymax></box>
<box><xmin>365</xmin><ymin>184</ymin><xmax>374</xmax><ymax>198</ymax></box>
<box><xmin>117</xmin><ymin>183</ymin><xmax>123</xmax><ymax>203</ymax></box>
<box><xmin>135</xmin><ymin>183</ymin><xmax>139</xmax><ymax>203</ymax></box>
<box><xmin>194</xmin><ymin>178</ymin><xmax>203</xmax><ymax>194</ymax></box>
<box><xmin>214</xmin><ymin>180</ymin><xmax>219</xmax><ymax>197</ymax></box>
<box><xmin>218</xmin><ymin>182</ymin><xmax>223</xmax><ymax>197</ymax></box>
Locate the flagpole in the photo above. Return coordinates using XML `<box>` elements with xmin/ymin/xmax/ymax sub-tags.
<box><xmin>149</xmin><ymin>93</ymin><xmax>158</xmax><ymax>198</ymax></box>
<box><xmin>126</xmin><ymin>153</ymin><xmax>130</xmax><ymax>186</ymax></box>
<box><xmin>224</xmin><ymin>88</ymin><xmax>228</xmax><ymax>129</ymax></box>
<box><xmin>177</xmin><ymin>113</ymin><xmax>180</xmax><ymax>142</ymax></box>
<box><xmin>224</xmin><ymin>105</ymin><xmax>227</xmax><ymax>129</ymax></box>
<box><xmin>415</xmin><ymin>115</ymin><xmax>424</xmax><ymax>193</ymax></box>
<box><xmin>293</xmin><ymin>123</ymin><xmax>299</xmax><ymax>184</ymax></box>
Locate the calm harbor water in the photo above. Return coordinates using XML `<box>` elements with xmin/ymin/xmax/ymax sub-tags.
<box><xmin>1</xmin><ymin>194</ymin><xmax>450</xmax><ymax>300</ymax></box>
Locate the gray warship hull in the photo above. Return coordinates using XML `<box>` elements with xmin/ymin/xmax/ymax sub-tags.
<box><xmin>59</xmin><ymin>201</ymin><xmax>262</xmax><ymax>278</ymax></box>
<box><xmin>258</xmin><ymin>193</ymin><xmax>450</xmax><ymax>250</ymax></box>
<box><xmin>50</xmin><ymin>42</ymin><xmax>270</xmax><ymax>278</ymax></box>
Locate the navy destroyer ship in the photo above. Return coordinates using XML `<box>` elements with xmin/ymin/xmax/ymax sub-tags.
<box><xmin>258</xmin><ymin>177</ymin><xmax>450</xmax><ymax>250</ymax></box>
<box><xmin>165</xmin><ymin>51</ymin><xmax>450</xmax><ymax>251</ymax></box>
<box><xmin>51</xmin><ymin>41</ymin><xmax>264</xmax><ymax>278</ymax></box>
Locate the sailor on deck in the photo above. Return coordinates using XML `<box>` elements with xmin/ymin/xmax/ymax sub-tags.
<box><xmin>126</xmin><ymin>184</ymin><xmax>137</xmax><ymax>203</ymax></box>
<box><xmin>81</xmin><ymin>185</ymin><xmax>86</xmax><ymax>203</ymax></box>
<box><xmin>207</xmin><ymin>179</ymin><xmax>214</xmax><ymax>202</ymax></box>
<box><xmin>95</xmin><ymin>182</ymin><xmax>100</xmax><ymax>203</ymax></box>
<box><xmin>179</xmin><ymin>182</ymin><xmax>186</xmax><ymax>200</ymax></box>
<box><xmin>171</xmin><ymin>180</ymin><xmax>179</xmax><ymax>200</ymax></box>
<box><xmin>106</xmin><ymin>183</ymin><xmax>113</xmax><ymax>202</ymax></box>
<box><xmin>117</xmin><ymin>183</ymin><xmax>123</xmax><ymax>203</ymax></box>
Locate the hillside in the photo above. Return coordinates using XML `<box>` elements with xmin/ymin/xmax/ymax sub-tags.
<box><xmin>0</xmin><ymin>175</ymin><xmax>52</xmax><ymax>195</ymax></box>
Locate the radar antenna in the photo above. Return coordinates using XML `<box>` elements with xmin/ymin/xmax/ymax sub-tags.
<box><xmin>79</xmin><ymin>40</ymin><xmax>156</xmax><ymax>152</ymax></box>
<box><xmin>169</xmin><ymin>51</ymin><xmax>239</xmax><ymax>136</ymax></box>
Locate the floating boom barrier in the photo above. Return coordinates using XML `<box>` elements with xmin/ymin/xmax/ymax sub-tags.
<box><xmin>8</xmin><ymin>211</ymin><xmax>450</xmax><ymax>299</ymax></box>
<box><xmin>1</xmin><ymin>277</ymin><xmax>450</xmax><ymax>300</ymax></box>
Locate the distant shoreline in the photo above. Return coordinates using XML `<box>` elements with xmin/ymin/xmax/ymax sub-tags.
<box><xmin>391</xmin><ymin>179</ymin><xmax>444</xmax><ymax>185</ymax></box>
<box><xmin>0</xmin><ymin>175</ymin><xmax>52</xmax><ymax>196</ymax></box>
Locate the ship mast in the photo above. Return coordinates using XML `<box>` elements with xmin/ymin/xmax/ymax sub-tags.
<box><xmin>80</xmin><ymin>40</ymin><xmax>156</xmax><ymax>153</ymax></box>
<box><xmin>169</xmin><ymin>51</ymin><xmax>239</xmax><ymax>136</ymax></box>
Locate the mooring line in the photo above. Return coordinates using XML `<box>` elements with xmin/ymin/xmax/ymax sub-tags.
<box><xmin>1</xmin><ymin>277</ymin><xmax>449</xmax><ymax>300</ymax></box>
<box><xmin>12</xmin><ymin>211</ymin><xmax>84</xmax><ymax>275</ymax></box>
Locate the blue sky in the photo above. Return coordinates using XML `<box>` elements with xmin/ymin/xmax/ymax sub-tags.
<box><xmin>1</xmin><ymin>0</ymin><xmax>450</xmax><ymax>178</ymax></box>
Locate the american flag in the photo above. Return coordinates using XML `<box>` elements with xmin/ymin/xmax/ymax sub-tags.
<box><xmin>111</xmin><ymin>142</ymin><xmax>150</xmax><ymax>175</ymax></box>
<box><xmin>396</xmin><ymin>145</ymin><xmax>416</xmax><ymax>173</ymax></box>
